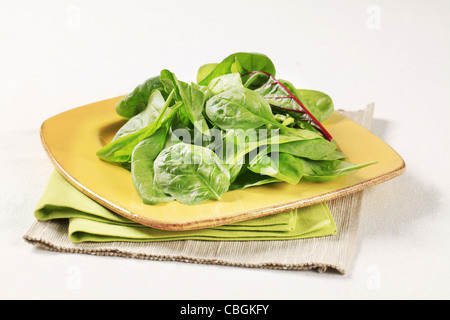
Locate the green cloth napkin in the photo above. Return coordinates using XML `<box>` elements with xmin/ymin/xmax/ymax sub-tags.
<box><xmin>34</xmin><ymin>171</ymin><xmax>337</xmax><ymax>243</ymax></box>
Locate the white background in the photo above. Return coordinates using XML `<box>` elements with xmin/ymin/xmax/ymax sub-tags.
<box><xmin>1</xmin><ymin>0</ymin><xmax>449</xmax><ymax>300</ymax></box>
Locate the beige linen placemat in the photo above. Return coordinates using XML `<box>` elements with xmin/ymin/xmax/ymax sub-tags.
<box><xmin>24</xmin><ymin>104</ymin><xmax>374</xmax><ymax>274</ymax></box>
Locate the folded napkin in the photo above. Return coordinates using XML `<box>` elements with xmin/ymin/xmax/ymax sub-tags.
<box><xmin>34</xmin><ymin>171</ymin><xmax>337</xmax><ymax>243</ymax></box>
<box><xmin>24</xmin><ymin>105</ymin><xmax>374</xmax><ymax>274</ymax></box>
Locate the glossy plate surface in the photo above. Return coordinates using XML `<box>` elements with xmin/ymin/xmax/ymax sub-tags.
<box><xmin>41</xmin><ymin>96</ymin><xmax>405</xmax><ymax>231</ymax></box>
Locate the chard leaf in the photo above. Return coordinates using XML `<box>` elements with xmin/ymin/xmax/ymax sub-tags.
<box><xmin>242</xmin><ymin>71</ymin><xmax>333</xmax><ymax>141</ymax></box>
<box><xmin>276</xmin><ymin>79</ymin><xmax>335</xmax><ymax>123</ymax></box>
<box><xmin>295</xmin><ymin>88</ymin><xmax>334</xmax><ymax>123</ymax></box>
<box><xmin>206</xmin><ymin>85</ymin><xmax>322</xmax><ymax>143</ymax></box>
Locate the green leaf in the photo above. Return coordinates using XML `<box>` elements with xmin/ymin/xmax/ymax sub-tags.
<box><xmin>131</xmin><ymin>126</ymin><xmax>173</xmax><ymax>205</ymax></box>
<box><xmin>229</xmin><ymin>165</ymin><xmax>280</xmax><ymax>191</ymax></box>
<box><xmin>205</xmin><ymin>87</ymin><xmax>277</xmax><ymax>130</ymax></box>
<box><xmin>278</xmin><ymin>138</ymin><xmax>338</xmax><ymax>160</ymax></box>
<box><xmin>249</xmin><ymin>152</ymin><xmax>304</xmax><ymax>185</ymax></box>
<box><xmin>154</xmin><ymin>143</ymin><xmax>231</xmax><ymax>205</ymax></box>
<box><xmin>160</xmin><ymin>69</ymin><xmax>210</xmax><ymax>135</ymax></box>
<box><xmin>203</xmin><ymin>73</ymin><xmax>244</xmax><ymax>99</ymax></box>
<box><xmin>197</xmin><ymin>63</ymin><xmax>218</xmax><ymax>84</ymax></box>
<box><xmin>225</xmin><ymin>128</ymin><xmax>321</xmax><ymax>166</ymax></box>
<box><xmin>295</xmin><ymin>88</ymin><xmax>334</xmax><ymax>123</ymax></box>
<box><xmin>115</xmin><ymin>76</ymin><xmax>166</xmax><ymax>119</ymax></box>
<box><xmin>112</xmin><ymin>90</ymin><xmax>166</xmax><ymax>141</ymax></box>
<box><xmin>198</xmin><ymin>52</ymin><xmax>276</xmax><ymax>86</ymax></box>
<box><xmin>301</xmin><ymin>158</ymin><xmax>377</xmax><ymax>182</ymax></box>
<box><xmin>96</xmin><ymin>89</ymin><xmax>181</xmax><ymax>164</ymax></box>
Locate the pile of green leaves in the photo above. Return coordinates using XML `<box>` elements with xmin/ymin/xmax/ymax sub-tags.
<box><xmin>97</xmin><ymin>52</ymin><xmax>375</xmax><ymax>206</ymax></box>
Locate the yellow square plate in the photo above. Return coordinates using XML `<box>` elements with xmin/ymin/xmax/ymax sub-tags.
<box><xmin>40</xmin><ymin>96</ymin><xmax>405</xmax><ymax>231</ymax></box>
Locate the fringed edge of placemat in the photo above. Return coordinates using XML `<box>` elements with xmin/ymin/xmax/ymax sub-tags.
<box><xmin>23</xmin><ymin>231</ymin><xmax>343</xmax><ymax>274</ymax></box>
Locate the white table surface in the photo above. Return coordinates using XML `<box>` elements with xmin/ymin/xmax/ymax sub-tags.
<box><xmin>1</xmin><ymin>0</ymin><xmax>449</xmax><ymax>300</ymax></box>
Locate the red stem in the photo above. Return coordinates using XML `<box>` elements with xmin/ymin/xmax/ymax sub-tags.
<box><xmin>244</xmin><ymin>71</ymin><xmax>333</xmax><ymax>141</ymax></box>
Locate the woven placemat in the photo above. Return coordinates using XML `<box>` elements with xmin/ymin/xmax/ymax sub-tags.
<box><xmin>24</xmin><ymin>104</ymin><xmax>374</xmax><ymax>274</ymax></box>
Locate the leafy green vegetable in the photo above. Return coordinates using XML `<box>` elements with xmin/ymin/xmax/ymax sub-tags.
<box><xmin>96</xmin><ymin>52</ymin><xmax>377</xmax><ymax>206</ymax></box>
<box><xmin>197</xmin><ymin>63</ymin><xmax>219</xmax><ymax>84</ymax></box>
<box><xmin>225</xmin><ymin>128</ymin><xmax>322</xmax><ymax>166</ymax></box>
<box><xmin>198</xmin><ymin>52</ymin><xmax>276</xmax><ymax>86</ymax></box>
<box><xmin>229</xmin><ymin>165</ymin><xmax>280</xmax><ymax>191</ymax></box>
<box><xmin>160</xmin><ymin>69</ymin><xmax>210</xmax><ymax>135</ymax></box>
<box><xmin>154</xmin><ymin>143</ymin><xmax>231</xmax><ymax>205</ymax></box>
<box><xmin>273</xmin><ymin>78</ymin><xmax>335</xmax><ymax>124</ymax></box>
<box><xmin>277</xmin><ymin>138</ymin><xmax>338</xmax><ymax>160</ymax></box>
<box><xmin>242</xmin><ymin>71</ymin><xmax>333</xmax><ymax>141</ymax></box>
<box><xmin>301</xmin><ymin>158</ymin><xmax>377</xmax><ymax>182</ymax></box>
<box><xmin>115</xmin><ymin>76</ymin><xmax>166</xmax><ymax>119</ymax></box>
<box><xmin>295</xmin><ymin>89</ymin><xmax>334</xmax><ymax>124</ymax></box>
<box><xmin>113</xmin><ymin>90</ymin><xmax>167</xmax><ymax>141</ymax></box>
<box><xmin>206</xmin><ymin>87</ymin><xmax>277</xmax><ymax>130</ymax></box>
<box><xmin>97</xmin><ymin>89</ymin><xmax>181</xmax><ymax>164</ymax></box>
<box><xmin>203</xmin><ymin>73</ymin><xmax>244</xmax><ymax>99</ymax></box>
<box><xmin>131</xmin><ymin>126</ymin><xmax>173</xmax><ymax>205</ymax></box>
<box><xmin>249</xmin><ymin>152</ymin><xmax>304</xmax><ymax>185</ymax></box>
